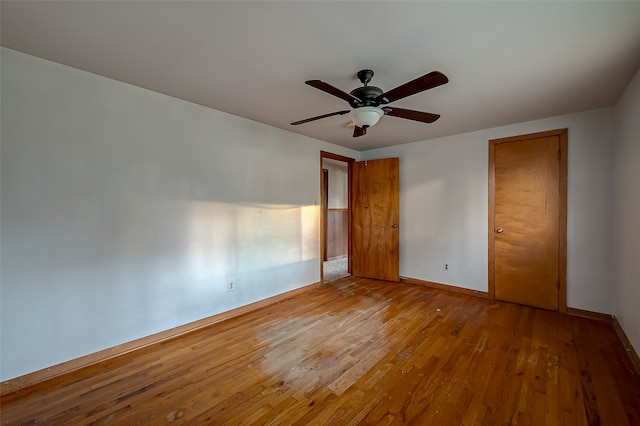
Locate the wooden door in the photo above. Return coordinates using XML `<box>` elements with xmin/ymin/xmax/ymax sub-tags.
<box><xmin>489</xmin><ymin>129</ymin><xmax>567</xmax><ymax>311</ymax></box>
<box><xmin>352</xmin><ymin>158</ymin><xmax>400</xmax><ymax>282</ymax></box>
<box><xmin>322</xmin><ymin>169</ymin><xmax>329</xmax><ymax>261</ymax></box>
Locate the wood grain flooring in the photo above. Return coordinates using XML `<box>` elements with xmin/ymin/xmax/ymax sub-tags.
<box><xmin>2</xmin><ymin>277</ymin><xmax>639</xmax><ymax>425</ymax></box>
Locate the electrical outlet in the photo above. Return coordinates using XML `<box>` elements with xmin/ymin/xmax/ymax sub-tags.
<box><xmin>228</xmin><ymin>281</ymin><xmax>234</xmax><ymax>292</ymax></box>
<box><xmin>443</xmin><ymin>263</ymin><xmax>449</xmax><ymax>271</ymax></box>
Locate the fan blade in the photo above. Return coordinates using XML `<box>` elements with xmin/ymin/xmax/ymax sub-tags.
<box><xmin>306</xmin><ymin>80</ymin><xmax>363</xmax><ymax>104</ymax></box>
<box><xmin>291</xmin><ymin>110</ymin><xmax>350</xmax><ymax>125</ymax></box>
<box><xmin>376</xmin><ymin>71</ymin><xmax>448</xmax><ymax>104</ymax></box>
<box><xmin>353</xmin><ymin>126</ymin><xmax>366</xmax><ymax>137</ymax></box>
<box><xmin>383</xmin><ymin>107</ymin><xmax>440</xmax><ymax>123</ymax></box>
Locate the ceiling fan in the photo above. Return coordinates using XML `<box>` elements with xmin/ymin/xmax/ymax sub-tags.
<box><xmin>291</xmin><ymin>69</ymin><xmax>448</xmax><ymax>137</ymax></box>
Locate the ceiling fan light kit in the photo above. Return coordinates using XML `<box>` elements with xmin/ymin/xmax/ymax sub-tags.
<box><xmin>291</xmin><ymin>69</ymin><xmax>448</xmax><ymax>138</ymax></box>
<box><xmin>349</xmin><ymin>106</ymin><xmax>384</xmax><ymax>129</ymax></box>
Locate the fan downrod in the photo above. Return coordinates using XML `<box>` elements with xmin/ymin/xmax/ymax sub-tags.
<box><xmin>350</xmin><ymin>69</ymin><xmax>383</xmax><ymax>108</ymax></box>
<box><xmin>357</xmin><ymin>69</ymin><xmax>375</xmax><ymax>86</ymax></box>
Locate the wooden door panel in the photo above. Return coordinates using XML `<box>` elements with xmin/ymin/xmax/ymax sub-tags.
<box><xmin>492</xmin><ymin>133</ymin><xmax>564</xmax><ymax>310</ymax></box>
<box><xmin>327</xmin><ymin>209</ymin><xmax>348</xmax><ymax>259</ymax></box>
<box><xmin>352</xmin><ymin>158</ymin><xmax>399</xmax><ymax>282</ymax></box>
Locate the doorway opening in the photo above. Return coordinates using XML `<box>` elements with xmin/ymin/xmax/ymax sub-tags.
<box><xmin>320</xmin><ymin>151</ymin><xmax>354</xmax><ymax>283</ymax></box>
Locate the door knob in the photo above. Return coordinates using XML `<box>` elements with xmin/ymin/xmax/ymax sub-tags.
<box><xmin>392</xmin><ymin>224</ymin><xmax>398</xmax><ymax>228</ymax></box>
<box><xmin>496</xmin><ymin>227</ymin><xmax>504</xmax><ymax>233</ymax></box>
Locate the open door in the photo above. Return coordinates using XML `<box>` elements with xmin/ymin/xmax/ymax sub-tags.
<box><xmin>352</xmin><ymin>158</ymin><xmax>400</xmax><ymax>282</ymax></box>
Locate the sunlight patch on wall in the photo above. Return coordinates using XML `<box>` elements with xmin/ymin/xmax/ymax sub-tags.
<box><xmin>184</xmin><ymin>201</ymin><xmax>236</xmax><ymax>284</ymax></box>
<box><xmin>300</xmin><ymin>205</ymin><xmax>319</xmax><ymax>261</ymax></box>
<box><xmin>185</xmin><ymin>202</ymin><xmax>320</xmax><ymax>286</ymax></box>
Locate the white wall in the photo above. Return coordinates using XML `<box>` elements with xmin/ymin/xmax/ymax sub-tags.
<box><xmin>0</xmin><ymin>48</ymin><xmax>359</xmax><ymax>381</ymax></box>
<box><xmin>362</xmin><ymin>108</ymin><xmax>615</xmax><ymax>314</ymax></box>
<box><xmin>323</xmin><ymin>159</ymin><xmax>348</xmax><ymax>209</ymax></box>
<box><xmin>613</xmin><ymin>67</ymin><xmax>640</xmax><ymax>352</ymax></box>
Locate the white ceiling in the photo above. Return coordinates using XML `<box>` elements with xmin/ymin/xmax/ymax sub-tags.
<box><xmin>2</xmin><ymin>1</ymin><xmax>640</xmax><ymax>151</ymax></box>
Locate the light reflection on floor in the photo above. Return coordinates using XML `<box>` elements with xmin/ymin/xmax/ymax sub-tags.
<box><xmin>257</xmin><ymin>286</ymin><xmax>393</xmax><ymax>395</ymax></box>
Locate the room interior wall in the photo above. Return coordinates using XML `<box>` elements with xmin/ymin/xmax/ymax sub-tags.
<box><xmin>361</xmin><ymin>107</ymin><xmax>615</xmax><ymax>315</ymax></box>
<box><xmin>613</xmin><ymin>66</ymin><xmax>640</xmax><ymax>352</ymax></box>
<box><xmin>0</xmin><ymin>48</ymin><xmax>360</xmax><ymax>381</ymax></box>
<box><xmin>323</xmin><ymin>159</ymin><xmax>348</xmax><ymax>209</ymax></box>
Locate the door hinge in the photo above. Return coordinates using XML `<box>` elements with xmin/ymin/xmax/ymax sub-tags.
<box><xmin>557</xmin><ymin>150</ymin><xmax>561</xmax><ymax>160</ymax></box>
<box><xmin>364</xmin><ymin>161</ymin><xmax>368</xmax><ymax>166</ymax></box>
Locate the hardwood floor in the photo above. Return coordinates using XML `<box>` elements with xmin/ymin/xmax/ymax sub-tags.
<box><xmin>2</xmin><ymin>277</ymin><xmax>639</xmax><ymax>425</ymax></box>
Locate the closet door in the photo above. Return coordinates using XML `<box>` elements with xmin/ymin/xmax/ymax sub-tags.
<box><xmin>489</xmin><ymin>129</ymin><xmax>567</xmax><ymax>311</ymax></box>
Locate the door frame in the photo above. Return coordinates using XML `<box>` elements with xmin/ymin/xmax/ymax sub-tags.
<box><xmin>322</xmin><ymin>168</ymin><xmax>329</xmax><ymax>261</ymax></box>
<box><xmin>488</xmin><ymin>129</ymin><xmax>568</xmax><ymax>312</ymax></box>
<box><xmin>320</xmin><ymin>151</ymin><xmax>355</xmax><ymax>283</ymax></box>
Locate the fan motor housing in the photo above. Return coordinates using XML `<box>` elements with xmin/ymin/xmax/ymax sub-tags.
<box><xmin>349</xmin><ymin>86</ymin><xmax>384</xmax><ymax>108</ymax></box>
